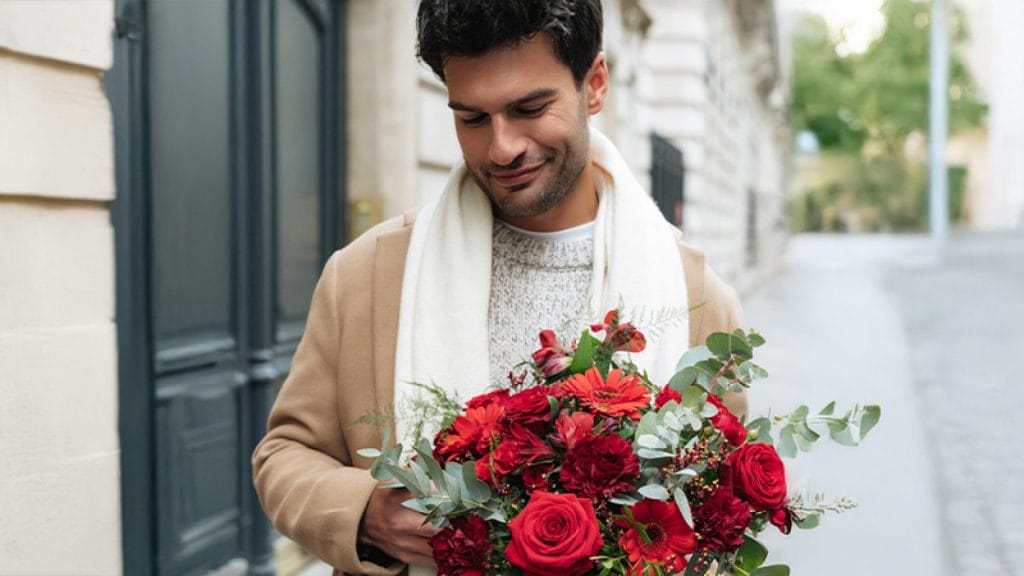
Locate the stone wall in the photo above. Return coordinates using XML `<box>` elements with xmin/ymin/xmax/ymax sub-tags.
<box><xmin>0</xmin><ymin>2</ymin><xmax>121</xmax><ymax>574</ymax></box>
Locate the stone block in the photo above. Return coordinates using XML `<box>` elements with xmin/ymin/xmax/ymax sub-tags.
<box><xmin>0</xmin><ymin>54</ymin><xmax>115</xmax><ymax>201</ymax></box>
<box><xmin>0</xmin><ymin>200</ymin><xmax>114</xmax><ymax>332</ymax></box>
<box><xmin>0</xmin><ymin>0</ymin><xmax>114</xmax><ymax>70</ymax></box>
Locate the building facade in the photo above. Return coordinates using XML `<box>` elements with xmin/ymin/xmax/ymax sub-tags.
<box><xmin>0</xmin><ymin>0</ymin><xmax>788</xmax><ymax>574</ymax></box>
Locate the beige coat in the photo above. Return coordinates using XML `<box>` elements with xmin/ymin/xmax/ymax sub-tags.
<box><xmin>251</xmin><ymin>210</ymin><xmax>745</xmax><ymax>575</ymax></box>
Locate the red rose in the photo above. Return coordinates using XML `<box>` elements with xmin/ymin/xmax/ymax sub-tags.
<box><xmin>560</xmin><ymin>432</ymin><xmax>640</xmax><ymax>501</ymax></box>
<box><xmin>706</xmin><ymin>394</ymin><xmax>747</xmax><ymax>446</ymax></box>
<box><xmin>654</xmin><ymin>384</ymin><xmax>682</xmax><ymax>408</ymax></box>
<box><xmin>507</xmin><ymin>490</ymin><xmax>604</xmax><ymax>576</ymax></box>
<box><xmin>727</xmin><ymin>443</ymin><xmax>788</xmax><ymax>511</ymax></box>
<box><xmin>429</xmin><ymin>514</ymin><xmax>492</xmax><ymax>575</ymax></box>
<box><xmin>691</xmin><ymin>485</ymin><xmax>752</xmax><ymax>553</ymax></box>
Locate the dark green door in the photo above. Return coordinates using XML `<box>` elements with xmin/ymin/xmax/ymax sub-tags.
<box><xmin>110</xmin><ymin>1</ymin><xmax>346</xmax><ymax>574</ymax></box>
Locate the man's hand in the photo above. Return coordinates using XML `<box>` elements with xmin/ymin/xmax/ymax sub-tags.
<box><xmin>359</xmin><ymin>486</ymin><xmax>439</xmax><ymax>566</ymax></box>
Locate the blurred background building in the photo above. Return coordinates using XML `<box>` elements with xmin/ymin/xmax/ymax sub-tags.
<box><xmin>0</xmin><ymin>0</ymin><xmax>846</xmax><ymax>574</ymax></box>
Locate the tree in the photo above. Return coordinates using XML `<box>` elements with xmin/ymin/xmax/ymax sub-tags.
<box><xmin>790</xmin><ymin>0</ymin><xmax>987</xmax><ymax>232</ymax></box>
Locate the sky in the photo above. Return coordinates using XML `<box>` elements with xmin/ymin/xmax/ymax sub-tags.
<box><xmin>788</xmin><ymin>0</ymin><xmax>888</xmax><ymax>55</ymax></box>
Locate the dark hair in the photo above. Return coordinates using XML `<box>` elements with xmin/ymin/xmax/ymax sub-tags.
<box><xmin>416</xmin><ymin>0</ymin><xmax>603</xmax><ymax>87</ymax></box>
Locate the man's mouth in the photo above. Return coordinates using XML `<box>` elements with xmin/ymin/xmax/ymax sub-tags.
<box><xmin>490</xmin><ymin>162</ymin><xmax>544</xmax><ymax>188</ymax></box>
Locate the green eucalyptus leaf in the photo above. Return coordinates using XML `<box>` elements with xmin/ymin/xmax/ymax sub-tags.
<box><xmin>460</xmin><ymin>462</ymin><xmax>491</xmax><ymax>503</ymax></box>
<box><xmin>636</xmin><ymin>411</ymin><xmax>659</xmax><ymax>438</ymax></box>
<box><xmin>386</xmin><ymin>465</ymin><xmax>428</xmax><ymax>498</ymax></box>
<box><xmin>860</xmin><ymin>405</ymin><xmax>882</xmax><ymax>439</ymax></box>
<box><xmin>669</xmin><ymin>366</ymin><xmax>700</xmax><ymax>391</ymax></box>
<box><xmin>795</xmin><ymin>514</ymin><xmax>820</xmax><ymax>530</ymax></box>
<box><xmin>402</xmin><ymin>499</ymin><xmax>432</xmax><ymax>515</ymax></box>
<box><xmin>636</xmin><ymin>449</ymin><xmax>675</xmax><ymax>460</ymax></box>
<box><xmin>673</xmin><ymin>488</ymin><xmax>693</xmax><ymax>526</ymax></box>
<box><xmin>830</xmin><ymin>425</ymin><xmax>858</xmax><ymax>447</ymax></box>
<box><xmin>736</xmin><ymin>535</ymin><xmax>769</xmax><ymax>572</ymax></box>
<box><xmin>795</xmin><ymin>421</ymin><xmax>820</xmax><ymax>443</ymax></box>
<box><xmin>777</xmin><ymin>426</ymin><xmax>798</xmax><ymax>458</ymax></box>
<box><xmin>747</xmin><ymin>417</ymin><xmax>773</xmax><ymax>445</ymax></box>
<box><xmin>747</xmin><ymin>331</ymin><xmax>766</xmax><ymax>347</ymax></box>
<box><xmin>675</xmin><ymin>346</ymin><xmax>715</xmax><ymax>371</ymax></box>
<box><xmin>791</xmin><ymin>405</ymin><xmax>809</xmax><ymax>421</ymax></box>
<box><xmin>356</xmin><ymin>448</ymin><xmax>382</xmax><ymax>459</ymax></box>
<box><xmin>638</xmin><ymin>484</ymin><xmax>671</xmax><ymax>501</ymax></box>
<box><xmin>637</xmin><ymin>434</ymin><xmax>668</xmax><ymax>450</ymax></box>
<box><xmin>413</xmin><ymin>438</ymin><xmax>446</xmax><ymax>485</ymax></box>
<box><xmin>751</xmin><ymin>565</ymin><xmax>790</xmax><ymax>576</ymax></box>
<box><xmin>681</xmin><ymin>385</ymin><xmax>706</xmax><ymax>409</ymax></box>
<box><xmin>819</xmin><ymin>401</ymin><xmax>836</xmax><ymax>416</ymax></box>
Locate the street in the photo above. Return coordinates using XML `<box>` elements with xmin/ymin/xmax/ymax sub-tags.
<box><xmin>744</xmin><ymin>232</ymin><xmax>1024</xmax><ymax>576</ymax></box>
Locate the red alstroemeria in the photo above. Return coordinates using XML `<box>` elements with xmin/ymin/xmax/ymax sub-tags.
<box><xmin>591</xmin><ymin>309</ymin><xmax>647</xmax><ymax>353</ymax></box>
<box><xmin>532</xmin><ymin>329</ymin><xmax>573</xmax><ymax>377</ymax></box>
<box><xmin>616</xmin><ymin>499</ymin><xmax>697</xmax><ymax>575</ymax></box>
<box><xmin>550</xmin><ymin>411</ymin><xmax>596</xmax><ymax>450</ymax></box>
<box><xmin>465</xmin><ymin>388</ymin><xmax>511</xmax><ymax>410</ymax></box>
<box><xmin>491</xmin><ymin>423</ymin><xmax>556</xmax><ymax>476</ymax></box>
<box><xmin>563</xmin><ymin>367</ymin><xmax>650</xmax><ymax>420</ymax></box>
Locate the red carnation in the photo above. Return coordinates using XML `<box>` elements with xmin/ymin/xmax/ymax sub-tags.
<box><xmin>563</xmin><ymin>367</ymin><xmax>650</xmax><ymax>421</ymax></box>
<box><xmin>691</xmin><ymin>485</ymin><xmax>752</xmax><ymax>553</ymax></box>
<box><xmin>727</xmin><ymin>443</ymin><xmax>788</xmax><ymax>511</ymax></box>
<box><xmin>706</xmin><ymin>394</ymin><xmax>747</xmax><ymax>446</ymax></box>
<box><xmin>428</xmin><ymin>514</ymin><xmax>492</xmax><ymax>575</ymax></box>
<box><xmin>616</xmin><ymin>499</ymin><xmax>697</xmax><ymax>575</ymax></box>
<box><xmin>560</xmin><ymin>432</ymin><xmax>639</xmax><ymax>500</ymax></box>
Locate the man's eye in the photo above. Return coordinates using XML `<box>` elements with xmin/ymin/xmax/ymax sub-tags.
<box><xmin>517</xmin><ymin>104</ymin><xmax>547</xmax><ymax>116</ymax></box>
<box><xmin>460</xmin><ymin>114</ymin><xmax>487</xmax><ymax>126</ymax></box>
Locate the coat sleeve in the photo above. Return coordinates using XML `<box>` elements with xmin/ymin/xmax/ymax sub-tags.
<box><xmin>251</xmin><ymin>252</ymin><xmax>403</xmax><ymax>576</ymax></box>
<box><xmin>681</xmin><ymin>244</ymin><xmax>748</xmax><ymax>419</ymax></box>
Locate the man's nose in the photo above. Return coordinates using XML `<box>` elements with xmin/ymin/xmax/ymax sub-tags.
<box><xmin>488</xmin><ymin>117</ymin><xmax>527</xmax><ymax>167</ymax></box>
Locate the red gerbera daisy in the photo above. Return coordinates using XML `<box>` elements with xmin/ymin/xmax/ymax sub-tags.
<box><xmin>616</xmin><ymin>499</ymin><xmax>697</xmax><ymax>575</ymax></box>
<box><xmin>563</xmin><ymin>367</ymin><xmax>649</xmax><ymax>420</ymax></box>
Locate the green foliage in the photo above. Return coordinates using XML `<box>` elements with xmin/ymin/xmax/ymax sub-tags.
<box><xmin>791</xmin><ymin>0</ymin><xmax>987</xmax><ymax>232</ymax></box>
<box><xmin>753</xmin><ymin>402</ymin><xmax>883</xmax><ymax>459</ymax></box>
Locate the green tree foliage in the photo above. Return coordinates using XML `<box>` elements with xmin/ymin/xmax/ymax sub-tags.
<box><xmin>790</xmin><ymin>0</ymin><xmax>986</xmax><ymax>232</ymax></box>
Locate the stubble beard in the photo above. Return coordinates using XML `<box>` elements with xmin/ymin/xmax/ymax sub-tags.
<box><xmin>469</xmin><ymin>119</ymin><xmax>590</xmax><ymax>221</ymax></box>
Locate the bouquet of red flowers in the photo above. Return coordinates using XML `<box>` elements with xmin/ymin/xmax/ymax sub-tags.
<box><xmin>359</xmin><ymin>310</ymin><xmax>880</xmax><ymax>575</ymax></box>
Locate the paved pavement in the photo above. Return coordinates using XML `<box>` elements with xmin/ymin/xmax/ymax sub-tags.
<box><xmin>744</xmin><ymin>232</ymin><xmax>1024</xmax><ymax>576</ymax></box>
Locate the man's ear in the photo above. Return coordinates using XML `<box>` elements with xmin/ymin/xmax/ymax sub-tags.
<box><xmin>584</xmin><ymin>52</ymin><xmax>609</xmax><ymax>115</ymax></box>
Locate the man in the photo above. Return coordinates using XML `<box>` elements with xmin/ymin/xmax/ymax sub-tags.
<box><xmin>252</xmin><ymin>1</ymin><xmax>744</xmax><ymax>574</ymax></box>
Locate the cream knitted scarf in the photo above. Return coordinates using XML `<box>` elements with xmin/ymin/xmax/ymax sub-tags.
<box><xmin>394</xmin><ymin>127</ymin><xmax>689</xmax><ymax>446</ymax></box>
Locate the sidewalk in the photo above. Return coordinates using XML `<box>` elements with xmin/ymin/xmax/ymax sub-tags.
<box><xmin>742</xmin><ymin>234</ymin><xmax>947</xmax><ymax>575</ymax></box>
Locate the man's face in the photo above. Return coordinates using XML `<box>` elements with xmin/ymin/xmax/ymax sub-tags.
<box><xmin>444</xmin><ymin>34</ymin><xmax>608</xmax><ymax>231</ymax></box>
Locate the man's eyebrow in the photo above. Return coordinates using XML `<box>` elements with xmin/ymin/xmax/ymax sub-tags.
<box><xmin>448</xmin><ymin>88</ymin><xmax>559</xmax><ymax>113</ymax></box>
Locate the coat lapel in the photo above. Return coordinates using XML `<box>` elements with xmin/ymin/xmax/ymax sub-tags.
<box><xmin>370</xmin><ymin>221</ymin><xmax>414</xmax><ymax>421</ymax></box>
